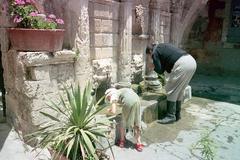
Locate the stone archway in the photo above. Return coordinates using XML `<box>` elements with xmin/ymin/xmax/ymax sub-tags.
<box><xmin>171</xmin><ymin>0</ymin><xmax>209</xmax><ymax>46</ymax></box>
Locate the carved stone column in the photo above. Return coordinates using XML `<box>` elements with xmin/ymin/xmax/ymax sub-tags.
<box><xmin>144</xmin><ymin>53</ymin><xmax>162</xmax><ymax>92</ymax></box>
<box><xmin>142</xmin><ymin>1</ymin><xmax>162</xmax><ymax>93</ymax></box>
<box><xmin>136</xmin><ymin>0</ymin><xmax>150</xmax><ymax>38</ymax></box>
<box><xmin>150</xmin><ymin>1</ymin><xmax>162</xmax><ymax>43</ymax></box>
<box><xmin>68</xmin><ymin>0</ymin><xmax>92</xmax><ymax>86</ymax></box>
<box><xmin>118</xmin><ymin>0</ymin><xmax>133</xmax><ymax>83</ymax></box>
<box><xmin>150</xmin><ymin>0</ymin><xmax>171</xmax><ymax>43</ymax></box>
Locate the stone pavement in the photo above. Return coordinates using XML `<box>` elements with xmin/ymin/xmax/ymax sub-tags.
<box><xmin>0</xmin><ymin>122</ymin><xmax>50</xmax><ymax>160</ymax></box>
<box><xmin>106</xmin><ymin>97</ymin><xmax>240</xmax><ymax>160</ymax></box>
<box><xmin>1</xmin><ymin>96</ymin><xmax>240</xmax><ymax>160</ymax></box>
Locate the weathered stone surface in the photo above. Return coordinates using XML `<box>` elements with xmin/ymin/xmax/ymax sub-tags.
<box><xmin>0</xmin><ymin>0</ymin><xmax>12</xmax><ymax>28</ymax></box>
<box><xmin>118</xmin><ymin>0</ymin><xmax>133</xmax><ymax>83</ymax></box>
<box><xmin>132</xmin><ymin>35</ymin><xmax>148</xmax><ymax>55</ymax></box>
<box><xmin>21</xmin><ymin>81</ymin><xmax>55</xmax><ymax>98</ymax></box>
<box><xmin>92</xmin><ymin>58</ymin><xmax>112</xmax><ymax>88</ymax></box>
<box><xmin>53</xmin><ymin>50</ymin><xmax>76</xmax><ymax>59</ymax></box>
<box><xmin>93</xmin><ymin>1</ymin><xmax>120</xmax><ymax>20</ymax></box>
<box><xmin>114</xmin><ymin>81</ymin><xmax>131</xmax><ymax>89</ymax></box>
<box><xmin>91</xmin><ymin>33</ymin><xmax>118</xmax><ymax>47</ymax></box>
<box><xmin>92</xmin><ymin>47</ymin><xmax>117</xmax><ymax>59</ymax></box>
<box><xmin>142</xmin><ymin>91</ymin><xmax>166</xmax><ymax>101</ymax></box>
<box><xmin>94</xmin><ymin>3</ymin><xmax>110</xmax><ymax>18</ymax></box>
<box><xmin>140</xmin><ymin>99</ymin><xmax>159</xmax><ymax>123</ymax></box>
<box><xmin>30</xmin><ymin>98</ymin><xmax>59</xmax><ymax>126</ymax></box>
<box><xmin>49</xmin><ymin>63</ymin><xmax>75</xmax><ymax>87</ymax></box>
<box><xmin>171</xmin><ymin>0</ymin><xmax>208</xmax><ymax>46</ymax></box>
<box><xmin>131</xmin><ymin>54</ymin><xmax>143</xmax><ymax>83</ymax></box>
<box><xmin>22</xmin><ymin>81</ymin><xmax>41</xmax><ymax>98</ymax></box>
<box><xmin>3</xmin><ymin>48</ymin><xmax>77</xmax><ymax>137</ymax></box>
<box><xmin>2</xmin><ymin>50</ymin><xmax>25</xmax><ymax>93</ymax></box>
<box><xmin>91</xmin><ymin>19</ymin><xmax>119</xmax><ymax>33</ymax></box>
<box><xmin>5</xmin><ymin>95</ymin><xmax>19</xmax><ymax>124</ymax></box>
<box><xmin>66</xmin><ymin>0</ymin><xmax>92</xmax><ymax>88</ymax></box>
<box><xmin>0</xmin><ymin>28</ymin><xmax>10</xmax><ymax>52</ymax></box>
<box><xmin>30</xmin><ymin>66</ymin><xmax>50</xmax><ymax>81</ymax></box>
<box><xmin>22</xmin><ymin>50</ymin><xmax>75</xmax><ymax>67</ymax></box>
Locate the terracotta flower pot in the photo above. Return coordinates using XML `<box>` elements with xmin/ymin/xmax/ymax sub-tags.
<box><xmin>8</xmin><ymin>28</ymin><xmax>65</xmax><ymax>52</ymax></box>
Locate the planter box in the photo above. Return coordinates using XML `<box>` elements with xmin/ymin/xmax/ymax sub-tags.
<box><xmin>8</xmin><ymin>28</ymin><xmax>65</xmax><ymax>52</ymax></box>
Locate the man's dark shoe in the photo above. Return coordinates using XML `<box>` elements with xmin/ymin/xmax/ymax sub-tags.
<box><xmin>157</xmin><ymin>100</ymin><xmax>176</xmax><ymax>124</ymax></box>
<box><xmin>157</xmin><ymin>115</ymin><xmax>176</xmax><ymax>124</ymax></box>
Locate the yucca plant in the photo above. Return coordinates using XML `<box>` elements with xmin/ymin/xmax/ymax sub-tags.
<box><xmin>28</xmin><ymin>82</ymin><xmax>112</xmax><ymax>160</ymax></box>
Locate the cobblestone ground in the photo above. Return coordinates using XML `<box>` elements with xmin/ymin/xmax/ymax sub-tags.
<box><xmin>106</xmin><ymin>97</ymin><xmax>240</xmax><ymax>160</ymax></box>
<box><xmin>1</xmin><ymin>96</ymin><xmax>240</xmax><ymax>160</ymax></box>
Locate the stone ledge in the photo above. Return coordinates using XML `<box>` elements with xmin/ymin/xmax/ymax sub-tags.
<box><xmin>90</xmin><ymin>0</ymin><xmax>120</xmax><ymax>5</ymax></box>
<box><xmin>141</xmin><ymin>91</ymin><xmax>166</xmax><ymax>101</ymax></box>
<box><xmin>140</xmin><ymin>99</ymin><xmax>159</xmax><ymax>123</ymax></box>
<box><xmin>18</xmin><ymin>50</ymin><xmax>76</xmax><ymax>67</ymax></box>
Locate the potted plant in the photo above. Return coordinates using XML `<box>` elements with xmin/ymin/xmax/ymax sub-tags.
<box><xmin>27</xmin><ymin>82</ymin><xmax>113</xmax><ymax>160</ymax></box>
<box><xmin>7</xmin><ymin>0</ymin><xmax>65</xmax><ymax>52</ymax></box>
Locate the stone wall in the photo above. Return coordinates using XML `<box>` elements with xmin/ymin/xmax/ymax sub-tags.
<box><xmin>3</xmin><ymin>50</ymin><xmax>76</xmax><ymax>135</ymax></box>
<box><xmin>89</xmin><ymin>0</ymin><xmax>120</xmax><ymax>84</ymax></box>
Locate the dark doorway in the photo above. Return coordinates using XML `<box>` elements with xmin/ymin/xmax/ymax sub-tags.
<box><xmin>0</xmin><ymin>49</ymin><xmax>6</xmax><ymax>117</ymax></box>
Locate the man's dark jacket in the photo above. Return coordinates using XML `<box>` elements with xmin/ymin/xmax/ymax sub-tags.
<box><xmin>152</xmin><ymin>43</ymin><xmax>187</xmax><ymax>74</ymax></box>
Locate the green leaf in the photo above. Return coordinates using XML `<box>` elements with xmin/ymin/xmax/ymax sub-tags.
<box><xmin>31</xmin><ymin>81</ymin><xmax>112</xmax><ymax>160</ymax></box>
<box><xmin>81</xmin><ymin>130</ymin><xmax>99</xmax><ymax>160</ymax></box>
<box><xmin>40</xmin><ymin>112</ymin><xmax>60</xmax><ymax>122</ymax></box>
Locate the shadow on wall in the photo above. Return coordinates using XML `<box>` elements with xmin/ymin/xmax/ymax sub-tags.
<box><xmin>95</xmin><ymin>81</ymin><xmax>111</xmax><ymax>105</ymax></box>
<box><xmin>0</xmin><ymin>120</ymin><xmax>11</xmax><ymax>151</ymax></box>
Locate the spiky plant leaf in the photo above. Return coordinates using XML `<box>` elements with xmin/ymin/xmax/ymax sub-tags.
<box><xmin>27</xmin><ymin>82</ymin><xmax>112</xmax><ymax>160</ymax></box>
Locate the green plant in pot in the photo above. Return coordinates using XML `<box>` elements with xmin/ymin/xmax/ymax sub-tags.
<box><xmin>7</xmin><ymin>0</ymin><xmax>65</xmax><ymax>52</ymax></box>
<box><xmin>28</xmin><ymin>82</ymin><xmax>112</xmax><ymax>160</ymax></box>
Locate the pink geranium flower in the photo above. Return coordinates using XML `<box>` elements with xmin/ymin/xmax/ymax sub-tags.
<box><xmin>14</xmin><ymin>0</ymin><xmax>25</xmax><ymax>5</ymax></box>
<box><xmin>9</xmin><ymin>0</ymin><xmax>64</xmax><ymax>29</ymax></box>
<box><xmin>25</xmin><ymin>0</ymin><xmax>35</xmax><ymax>3</ymax></box>
<box><xmin>46</xmin><ymin>18</ymin><xmax>54</xmax><ymax>23</ymax></box>
<box><xmin>29</xmin><ymin>11</ymin><xmax>38</xmax><ymax>16</ymax></box>
<box><xmin>37</xmin><ymin>13</ymin><xmax>46</xmax><ymax>19</ymax></box>
<box><xmin>48</xmin><ymin>14</ymin><xmax>56</xmax><ymax>19</ymax></box>
<box><xmin>13</xmin><ymin>15</ymin><xmax>23</xmax><ymax>23</ymax></box>
<box><xmin>56</xmin><ymin>18</ymin><xmax>64</xmax><ymax>24</ymax></box>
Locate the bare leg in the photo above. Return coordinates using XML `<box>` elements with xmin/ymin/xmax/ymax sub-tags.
<box><xmin>118</xmin><ymin>127</ymin><xmax>125</xmax><ymax>148</ymax></box>
<box><xmin>119</xmin><ymin>127</ymin><xmax>125</xmax><ymax>142</ymax></box>
<box><xmin>134</xmin><ymin>126</ymin><xmax>141</xmax><ymax>144</ymax></box>
<box><xmin>134</xmin><ymin>125</ymin><xmax>143</xmax><ymax>152</ymax></box>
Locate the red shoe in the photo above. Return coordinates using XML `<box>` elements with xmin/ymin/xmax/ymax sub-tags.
<box><xmin>118</xmin><ymin>140</ymin><xmax>125</xmax><ymax>148</ymax></box>
<box><xmin>135</xmin><ymin>143</ymin><xmax>144</xmax><ymax>152</ymax></box>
